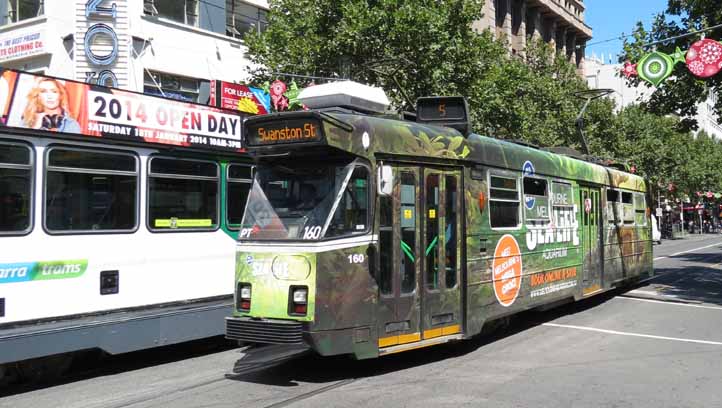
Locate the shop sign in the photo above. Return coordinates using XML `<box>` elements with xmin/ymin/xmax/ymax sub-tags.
<box><xmin>0</xmin><ymin>30</ymin><xmax>46</xmax><ymax>63</ymax></box>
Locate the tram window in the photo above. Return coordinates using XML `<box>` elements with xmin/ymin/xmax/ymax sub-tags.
<box><xmin>148</xmin><ymin>157</ymin><xmax>218</xmax><ymax>231</ymax></box>
<box><xmin>489</xmin><ymin>175</ymin><xmax>520</xmax><ymax>229</ymax></box>
<box><xmin>227</xmin><ymin>164</ymin><xmax>252</xmax><ymax>228</ymax></box>
<box><xmin>622</xmin><ymin>191</ymin><xmax>634</xmax><ymax>224</ymax></box>
<box><xmin>45</xmin><ymin>148</ymin><xmax>137</xmax><ymax>232</ymax></box>
<box><xmin>445</xmin><ymin>175</ymin><xmax>457</xmax><ymax>289</ymax></box>
<box><xmin>400</xmin><ymin>172</ymin><xmax>416</xmax><ymax>294</ymax></box>
<box><xmin>378</xmin><ymin>185</ymin><xmax>393</xmax><ymax>296</ymax></box>
<box><xmin>523</xmin><ymin>177</ymin><xmax>549</xmax><ymax>222</ymax></box>
<box><xmin>426</xmin><ymin>173</ymin><xmax>440</xmax><ymax>289</ymax></box>
<box><xmin>634</xmin><ymin>193</ymin><xmax>647</xmax><ymax>226</ymax></box>
<box><xmin>326</xmin><ymin>166</ymin><xmax>369</xmax><ymax>237</ymax></box>
<box><xmin>0</xmin><ymin>142</ymin><xmax>32</xmax><ymax>234</ymax></box>
<box><xmin>606</xmin><ymin>189</ymin><xmax>620</xmax><ymax>225</ymax></box>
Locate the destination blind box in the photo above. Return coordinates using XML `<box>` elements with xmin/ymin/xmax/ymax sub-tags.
<box><xmin>415</xmin><ymin>96</ymin><xmax>471</xmax><ymax>136</ymax></box>
<box><xmin>245</xmin><ymin>115</ymin><xmax>325</xmax><ymax>147</ymax></box>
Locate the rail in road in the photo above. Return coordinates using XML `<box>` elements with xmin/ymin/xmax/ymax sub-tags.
<box><xmin>3</xmin><ymin>234</ymin><xmax>722</xmax><ymax>408</ymax></box>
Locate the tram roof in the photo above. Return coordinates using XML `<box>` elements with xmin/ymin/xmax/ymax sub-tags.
<box><xmin>245</xmin><ymin>109</ymin><xmax>646</xmax><ymax>192</ymax></box>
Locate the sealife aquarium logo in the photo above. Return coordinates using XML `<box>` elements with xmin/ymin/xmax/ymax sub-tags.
<box><xmin>0</xmin><ymin>260</ymin><xmax>88</xmax><ymax>284</ymax></box>
<box><xmin>526</xmin><ymin>206</ymin><xmax>580</xmax><ymax>251</ymax></box>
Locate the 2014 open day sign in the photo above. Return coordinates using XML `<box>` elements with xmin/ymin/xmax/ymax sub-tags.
<box><xmin>0</xmin><ymin>69</ymin><xmax>245</xmax><ymax>152</ymax></box>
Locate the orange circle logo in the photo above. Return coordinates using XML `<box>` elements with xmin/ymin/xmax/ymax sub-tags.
<box><xmin>492</xmin><ymin>234</ymin><xmax>523</xmax><ymax>307</ymax></box>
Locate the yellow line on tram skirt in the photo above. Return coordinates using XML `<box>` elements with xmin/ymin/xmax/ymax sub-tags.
<box><xmin>379</xmin><ymin>324</ymin><xmax>461</xmax><ymax>348</ymax></box>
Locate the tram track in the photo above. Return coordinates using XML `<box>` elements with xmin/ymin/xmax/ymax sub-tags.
<box><xmin>263</xmin><ymin>378</ymin><xmax>357</xmax><ymax>408</ymax></box>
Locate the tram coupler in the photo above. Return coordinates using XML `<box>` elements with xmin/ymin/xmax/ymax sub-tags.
<box><xmin>225</xmin><ymin>343</ymin><xmax>311</xmax><ymax>378</ymax></box>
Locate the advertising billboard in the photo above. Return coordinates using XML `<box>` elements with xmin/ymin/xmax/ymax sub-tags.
<box><xmin>0</xmin><ymin>69</ymin><xmax>245</xmax><ymax>152</ymax></box>
<box><xmin>210</xmin><ymin>80</ymin><xmax>270</xmax><ymax>115</ymax></box>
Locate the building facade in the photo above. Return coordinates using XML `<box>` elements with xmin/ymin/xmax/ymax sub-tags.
<box><xmin>475</xmin><ymin>0</ymin><xmax>592</xmax><ymax>69</ymax></box>
<box><xmin>585</xmin><ymin>56</ymin><xmax>722</xmax><ymax>140</ymax></box>
<box><xmin>0</xmin><ymin>0</ymin><xmax>268</xmax><ymax>103</ymax></box>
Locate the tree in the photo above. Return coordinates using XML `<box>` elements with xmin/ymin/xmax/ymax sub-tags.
<box><xmin>244</xmin><ymin>0</ymin><xmax>504</xmax><ymax>111</ymax></box>
<box><xmin>621</xmin><ymin>0</ymin><xmax>722</xmax><ymax>132</ymax></box>
<box><xmin>245</xmin><ymin>2</ymin><xmax>600</xmax><ymax>148</ymax></box>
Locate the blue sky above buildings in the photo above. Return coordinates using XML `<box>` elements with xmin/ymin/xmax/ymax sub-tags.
<box><xmin>585</xmin><ymin>0</ymin><xmax>669</xmax><ymax>63</ymax></box>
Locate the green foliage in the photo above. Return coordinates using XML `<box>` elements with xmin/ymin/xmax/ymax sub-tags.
<box><xmin>245</xmin><ymin>0</ymin><xmax>722</xmax><ymax>198</ymax></box>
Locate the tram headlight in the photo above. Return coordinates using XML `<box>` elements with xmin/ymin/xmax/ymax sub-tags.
<box><xmin>293</xmin><ymin>288</ymin><xmax>308</xmax><ymax>304</ymax></box>
<box><xmin>238</xmin><ymin>283</ymin><xmax>252</xmax><ymax>311</ymax></box>
<box><xmin>289</xmin><ymin>286</ymin><xmax>308</xmax><ymax>316</ymax></box>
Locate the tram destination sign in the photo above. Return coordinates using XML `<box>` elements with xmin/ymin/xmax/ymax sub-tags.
<box><xmin>245</xmin><ymin>117</ymin><xmax>323</xmax><ymax>147</ymax></box>
<box><xmin>0</xmin><ymin>69</ymin><xmax>245</xmax><ymax>152</ymax></box>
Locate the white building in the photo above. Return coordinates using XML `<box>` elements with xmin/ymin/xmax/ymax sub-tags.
<box><xmin>0</xmin><ymin>0</ymin><xmax>268</xmax><ymax>103</ymax></box>
<box><xmin>584</xmin><ymin>56</ymin><xmax>722</xmax><ymax>140</ymax></box>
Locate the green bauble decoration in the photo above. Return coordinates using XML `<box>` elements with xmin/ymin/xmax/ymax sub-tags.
<box><xmin>637</xmin><ymin>51</ymin><xmax>674</xmax><ymax>86</ymax></box>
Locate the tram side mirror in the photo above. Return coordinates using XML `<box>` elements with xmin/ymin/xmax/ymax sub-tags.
<box><xmin>378</xmin><ymin>165</ymin><xmax>393</xmax><ymax>196</ymax></box>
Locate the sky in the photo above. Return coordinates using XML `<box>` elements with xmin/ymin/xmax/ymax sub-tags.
<box><xmin>584</xmin><ymin>0</ymin><xmax>669</xmax><ymax>63</ymax></box>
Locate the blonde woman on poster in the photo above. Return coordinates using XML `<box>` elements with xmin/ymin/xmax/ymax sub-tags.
<box><xmin>22</xmin><ymin>77</ymin><xmax>81</xmax><ymax>133</ymax></box>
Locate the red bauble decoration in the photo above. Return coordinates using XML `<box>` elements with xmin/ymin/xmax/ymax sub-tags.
<box><xmin>686</xmin><ymin>39</ymin><xmax>722</xmax><ymax>78</ymax></box>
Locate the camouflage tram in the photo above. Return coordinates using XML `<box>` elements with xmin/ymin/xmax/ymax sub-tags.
<box><xmin>225</xmin><ymin>82</ymin><xmax>653</xmax><ymax>359</ymax></box>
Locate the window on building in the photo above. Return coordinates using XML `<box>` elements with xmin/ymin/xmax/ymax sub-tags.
<box><xmin>489</xmin><ymin>174</ymin><xmax>520</xmax><ymax>229</ymax></box>
<box><xmin>226</xmin><ymin>164</ymin><xmax>252</xmax><ymax>228</ymax></box>
<box><xmin>148</xmin><ymin>157</ymin><xmax>219</xmax><ymax>231</ymax></box>
<box><xmin>226</xmin><ymin>0</ymin><xmax>267</xmax><ymax>38</ymax></box>
<box><xmin>0</xmin><ymin>141</ymin><xmax>32</xmax><ymax>233</ymax></box>
<box><xmin>144</xmin><ymin>0</ymin><xmax>198</xmax><ymax>27</ymax></box>
<box><xmin>144</xmin><ymin>71</ymin><xmax>208</xmax><ymax>103</ymax></box>
<box><xmin>45</xmin><ymin>147</ymin><xmax>138</xmax><ymax>233</ymax></box>
<box><xmin>5</xmin><ymin>0</ymin><xmax>42</xmax><ymax>25</ymax></box>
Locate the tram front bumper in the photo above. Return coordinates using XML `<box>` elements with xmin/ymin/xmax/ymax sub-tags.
<box><xmin>225</xmin><ymin>316</ymin><xmax>306</xmax><ymax>345</ymax></box>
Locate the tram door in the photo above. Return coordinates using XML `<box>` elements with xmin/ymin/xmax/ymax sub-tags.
<box><xmin>580</xmin><ymin>186</ymin><xmax>603</xmax><ymax>295</ymax></box>
<box><xmin>377</xmin><ymin>166</ymin><xmax>422</xmax><ymax>347</ymax></box>
<box><xmin>376</xmin><ymin>166</ymin><xmax>462</xmax><ymax>349</ymax></box>
<box><xmin>421</xmin><ymin>169</ymin><xmax>462</xmax><ymax>339</ymax></box>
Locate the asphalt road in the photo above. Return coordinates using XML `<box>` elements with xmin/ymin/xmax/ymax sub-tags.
<box><xmin>3</xmin><ymin>233</ymin><xmax>722</xmax><ymax>408</ymax></box>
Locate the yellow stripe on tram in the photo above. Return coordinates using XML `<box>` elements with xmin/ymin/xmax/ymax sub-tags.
<box><xmin>379</xmin><ymin>324</ymin><xmax>462</xmax><ymax>348</ymax></box>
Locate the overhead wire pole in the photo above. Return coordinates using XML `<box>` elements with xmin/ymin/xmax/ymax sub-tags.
<box><xmin>573</xmin><ymin>88</ymin><xmax>614</xmax><ymax>156</ymax></box>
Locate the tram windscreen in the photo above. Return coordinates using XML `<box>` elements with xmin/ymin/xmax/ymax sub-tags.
<box><xmin>239</xmin><ymin>159</ymin><xmax>369</xmax><ymax>240</ymax></box>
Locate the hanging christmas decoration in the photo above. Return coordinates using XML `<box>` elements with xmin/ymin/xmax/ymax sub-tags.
<box><xmin>637</xmin><ymin>51</ymin><xmax>675</xmax><ymax>86</ymax></box>
<box><xmin>622</xmin><ymin>61</ymin><xmax>638</xmax><ymax>78</ymax></box>
<box><xmin>685</xmin><ymin>38</ymin><xmax>722</xmax><ymax>78</ymax></box>
<box><xmin>621</xmin><ymin>34</ymin><xmax>722</xmax><ymax>85</ymax></box>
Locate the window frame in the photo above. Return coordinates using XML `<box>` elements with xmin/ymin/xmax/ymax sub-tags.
<box><xmin>634</xmin><ymin>192</ymin><xmax>647</xmax><ymax>227</ymax></box>
<box><xmin>0</xmin><ymin>139</ymin><xmax>34</xmax><ymax>236</ymax></box>
<box><xmin>488</xmin><ymin>171</ymin><xmax>522</xmax><ymax>230</ymax></box>
<box><xmin>322</xmin><ymin>162</ymin><xmax>372</xmax><ymax>239</ymax></box>
<box><xmin>43</xmin><ymin>145</ymin><xmax>139</xmax><ymax>235</ymax></box>
<box><xmin>5</xmin><ymin>0</ymin><xmax>43</xmax><ymax>25</ymax></box>
<box><xmin>147</xmin><ymin>155</ymin><xmax>220</xmax><ymax>233</ymax></box>
<box><xmin>225</xmin><ymin>163</ymin><xmax>253</xmax><ymax>230</ymax></box>
<box><xmin>606</xmin><ymin>188</ymin><xmax>621</xmax><ymax>226</ymax></box>
<box><xmin>522</xmin><ymin>175</ymin><xmax>551</xmax><ymax>224</ymax></box>
<box><xmin>621</xmin><ymin>191</ymin><xmax>635</xmax><ymax>225</ymax></box>
<box><xmin>225</xmin><ymin>0</ymin><xmax>268</xmax><ymax>38</ymax></box>
<box><xmin>144</xmin><ymin>0</ymin><xmax>199</xmax><ymax>27</ymax></box>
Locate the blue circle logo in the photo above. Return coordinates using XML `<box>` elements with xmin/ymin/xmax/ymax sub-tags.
<box><xmin>522</xmin><ymin>160</ymin><xmax>535</xmax><ymax>177</ymax></box>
